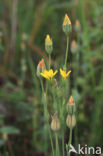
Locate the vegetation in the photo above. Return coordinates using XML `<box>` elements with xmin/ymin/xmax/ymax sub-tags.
<box><xmin>0</xmin><ymin>0</ymin><xmax>103</xmax><ymax>155</ymax></box>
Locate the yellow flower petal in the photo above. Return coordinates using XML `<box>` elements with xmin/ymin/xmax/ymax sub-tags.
<box><xmin>52</xmin><ymin>70</ymin><xmax>58</xmax><ymax>77</ymax></box>
<box><xmin>45</xmin><ymin>34</ymin><xmax>52</xmax><ymax>46</ymax></box>
<box><xmin>40</xmin><ymin>69</ymin><xmax>57</xmax><ymax>80</ymax></box>
<box><xmin>67</xmin><ymin>70</ymin><xmax>71</xmax><ymax>76</ymax></box>
<box><xmin>63</xmin><ymin>14</ymin><xmax>71</xmax><ymax>26</ymax></box>
<box><xmin>48</xmin><ymin>69</ymin><xmax>53</xmax><ymax>77</ymax></box>
<box><xmin>40</xmin><ymin>73</ymin><xmax>50</xmax><ymax>80</ymax></box>
<box><xmin>60</xmin><ymin>68</ymin><xmax>71</xmax><ymax>79</ymax></box>
<box><xmin>60</xmin><ymin>69</ymin><xmax>66</xmax><ymax>77</ymax></box>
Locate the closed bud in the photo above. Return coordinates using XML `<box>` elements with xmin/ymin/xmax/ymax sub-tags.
<box><xmin>67</xmin><ymin>96</ymin><xmax>76</xmax><ymax>114</ymax></box>
<box><xmin>63</xmin><ymin>14</ymin><xmax>72</xmax><ymax>35</ymax></box>
<box><xmin>71</xmin><ymin>40</ymin><xmax>79</xmax><ymax>53</ymax></box>
<box><xmin>66</xmin><ymin>114</ymin><xmax>76</xmax><ymax>128</ymax></box>
<box><xmin>45</xmin><ymin>34</ymin><xmax>53</xmax><ymax>54</ymax></box>
<box><xmin>74</xmin><ymin>20</ymin><xmax>81</xmax><ymax>32</ymax></box>
<box><xmin>51</xmin><ymin>112</ymin><xmax>60</xmax><ymax>132</ymax></box>
<box><xmin>37</xmin><ymin>58</ymin><xmax>46</xmax><ymax>77</ymax></box>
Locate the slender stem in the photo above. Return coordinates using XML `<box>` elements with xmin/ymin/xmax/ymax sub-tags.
<box><xmin>46</xmin><ymin>113</ymin><xmax>55</xmax><ymax>156</ymax></box>
<box><xmin>48</xmin><ymin>125</ymin><xmax>55</xmax><ymax>156</ymax></box>
<box><xmin>46</xmin><ymin>80</ymin><xmax>48</xmax><ymax>96</ymax></box>
<box><xmin>55</xmin><ymin>132</ymin><xmax>59</xmax><ymax>156</ymax></box>
<box><xmin>61</xmin><ymin>99</ymin><xmax>65</xmax><ymax>156</ymax></box>
<box><xmin>62</xmin><ymin>132</ymin><xmax>65</xmax><ymax>156</ymax></box>
<box><xmin>41</xmin><ymin>79</ymin><xmax>54</xmax><ymax>156</ymax></box>
<box><xmin>61</xmin><ymin>81</ymin><xmax>66</xmax><ymax>156</ymax></box>
<box><xmin>49</xmin><ymin>54</ymin><xmax>51</xmax><ymax>70</ymax></box>
<box><xmin>65</xmin><ymin>36</ymin><xmax>69</xmax><ymax>70</ymax></box>
<box><xmin>44</xmin><ymin>94</ymin><xmax>55</xmax><ymax>156</ymax></box>
<box><xmin>40</xmin><ymin>78</ymin><xmax>44</xmax><ymax>94</ymax></box>
<box><xmin>67</xmin><ymin>116</ymin><xmax>73</xmax><ymax>156</ymax></box>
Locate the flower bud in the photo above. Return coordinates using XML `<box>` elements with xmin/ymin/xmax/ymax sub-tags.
<box><xmin>63</xmin><ymin>14</ymin><xmax>72</xmax><ymax>35</ymax></box>
<box><xmin>71</xmin><ymin>40</ymin><xmax>79</xmax><ymax>53</ymax></box>
<box><xmin>67</xmin><ymin>96</ymin><xmax>76</xmax><ymax>114</ymax></box>
<box><xmin>37</xmin><ymin>58</ymin><xmax>46</xmax><ymax>77</ymax></box>
<box><xmin>45</xmin><ymin>34</ymin><xmax>53</xmax><ymax>54</ymax></box>
<box><xmin>66</xmin><ymin>114</ymin><xmax>76</xmax><ymax>128</ymax></box>
<box><xmin>51</xmin><ymin>112</ymin><xmax>60</xmax><ymax>132</ymax></box>
<box><xmin>74</xmin><ymin>20</ymin><xmax>81</xmax><ymax>32</ymax></box>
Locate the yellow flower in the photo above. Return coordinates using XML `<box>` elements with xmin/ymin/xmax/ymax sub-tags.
<box><xmin>63</xmin><ymin>14</ymin><xmax>71</xmax><ymax>26</ymax></box>
<box><xmin>45</xmin><ymin>34</ymin><xmax>52</xmax><ymax>46</ymax></box>
<box><xmin>60</xmin><ymin>68</ymin><xmax>71</xmax><ymax>80</ymax></box>
<box><xmin>40</xmin><ymin>69</ymin><xmax>58</xmax><ymax>80</ymax></box>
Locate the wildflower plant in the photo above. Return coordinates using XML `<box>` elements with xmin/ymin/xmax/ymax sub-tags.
<box><xmin>37</xmin><ymin>14</ymin><xmax>77</xmax><ymax>156</ymax></box>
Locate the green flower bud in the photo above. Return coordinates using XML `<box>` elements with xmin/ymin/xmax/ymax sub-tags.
<box><xmin>67</xmin><ymin>96</ymin><xmax>76</xmax><ymax>115</ymax></box>
<box><xmin>62</xmin><ymin>14</ymin><xmax>72</xmax><ymax>35</ymax></box>
<box><xmin>74</xmin><ymin>20</ymin><xmax>81</xmax><ymax>32</ymax></box>
<box><xmin>37</xmin><ymin>58</ymin><xmax>46</xmax><ymax>77</ymax></box>
<box><xmin>45</xmin><ymin>34</ymin><xmax>53</xmax><ymax>54</ymax></box>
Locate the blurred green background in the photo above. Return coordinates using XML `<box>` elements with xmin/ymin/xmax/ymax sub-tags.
<box><xmin>0</xmin><ymin>0</ymin><xmax>103</xmax><ymax>155</ymax></box>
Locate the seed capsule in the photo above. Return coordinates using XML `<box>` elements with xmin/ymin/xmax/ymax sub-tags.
<box><xmin>66</xmin><ymin>114</ymin><xmax>76</xmax><ymax>128</ymax></box>
<box><xmin>51</xmin><ymin>112</ymin><xmax>60</xmax><ymax>132</ymax></box>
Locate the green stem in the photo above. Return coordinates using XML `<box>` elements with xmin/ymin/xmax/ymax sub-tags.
<box><xmin>48</xmin><ymin>125</ymin><xmax>55</xmax><ymax>156</ymax></box>
<box><xmin>46</xmin><ymin>113</ymin><xmax>55</xmax><ymax>156</ymax></box>
<box><xmin>67</xmin><ymin>116</ymin><xmax>73</xmax><ymax>156</ymax></box>
<box><xmin>46</xmin><ymin>81</ymin><xmax>48</xmax><ymax>96</ymax></box>
<box><xmin>40</xmin><ymin>78</ymin><xmax>44</xmax><ymax>94</ymax></box>
<box><xmin>44</xmin><ymin>94</ymin><xmax>55</xmax><ymax>156</ymax></box>
<box><xmin>62</xmin><ymin>132</ymin><xmax>65</xmax><ymax>156</ymax></box>
<box><xmin>65</xmin><ymin>36</ymin><xmax>69</xmax><ymax>70</ymax></box>
<box><xmin>49</xmin><ymin>54</ymin><xmax>51</xmax><ymax>70</ymax></box>
<box><xmin>55</xmin><ymin>132</ymin><xmax>59</xmax><ymax>156</ymax></box>
<box><xmin>61</xmin><ymin>81</ymin><xmax>66</xmax><ymax>156</ymax></box>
